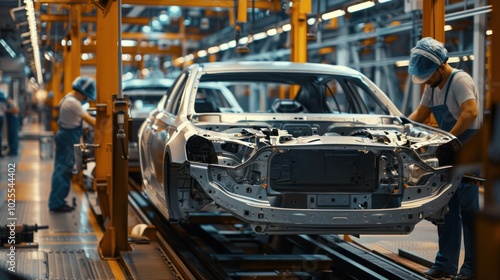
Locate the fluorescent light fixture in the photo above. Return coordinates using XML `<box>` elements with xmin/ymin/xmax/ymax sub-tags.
<box><xmin>266</xmin><ymin>28</ymin><xmax>278</xmax><ymax>36</ymax></box>
<box><xmin>121</xmin><ymin>54</ymin><xmax>132</xmax><ymax>61</ymax></box>
<box><xmin>121</xmin><ymin>40</ymin><xmax>137</xmax><ymax>47</ymax></box>
<box><xmin>281</xmin><ymin>23</ymin><xmax>291</xmax><ymax>32</ymax></box>
<box><xmin>197</xmin><ymin>50</ymin><xmax>208</xmax><ymax>57</ymax></box>
<box><xmin>238</xmin><ymin>37</ymin><xmax>249</xmax><ymax>45</ymax></box>
<box><xmin>175</xmin><ymin>57</ymin><xmax>184</xmax><ymax>64</ymax></box>
<box><xmin>321</xmin><ymin>9</ymin><xmax>345</xmax><ymax>20</ymax></box>
<box><xmin>448</xmin><ymin>56</ymin><xmax>460</xmax><ymax>63</ymax></box>
<box><xmin>44</xmin><ymin>51</ymin><xmax>52</xmax><ymax>61</ymax></box>
<box><xmin>395</xmin><ymin>60</ymin><xmax>409</xmax><ymax>67</ymax></box>
<box><xmin>347</xmin><ymin>1</ymin><xmax>375</xmax><ymax>13</ymax></box>
<box><xmin>307</xmin><ymin>18</ymin><xmax>316</xmax><ymax>25</ymax></box>
<box><xmin>486</xmin><ymin>29</ymin><xmax>492</xmax><ymax>35</ymax></box>
<box><xmin>0</xmin><ymin>39</ymin><xmax>16</xmax><ymax>58</ymax></box>
<box><xmin>228</xmin><ymin>40</ymin><xmax>237</xmax><ymax>48</ymax></box>
<box><xmin>378</xmin><ymin>0</ymin><xmax>392</xmax><ymax>3</ymax></box>
<box><xmin>219</xmin><ymin>43</ymin><xmax>229</xmax><ymax>51</ymax></box>
<box><xmin>444</xmin><ymin>25</ymin><xmax>452</xmax><ymax>31</ymax></box>
<box><xmin>207</xmin><ymin>46</ymin><xmax>220</xmax><ymax>54</ymax></box>
<box><xmin>25</xmin><ymin>0</ymin><xmax>43</xmax><ymax>84</ymax></box>
<box><xmin>252</xmin><ymin>32</ymin><xmax>267</xmax><ymax>41</ymax></box>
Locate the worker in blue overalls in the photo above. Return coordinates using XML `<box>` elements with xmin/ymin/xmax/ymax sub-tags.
<box><xmin>0</xmin><ymin>90</ymin><xmax>6</xmax><ymax>156</ymax></box>
<box><xmin>49</xmin><ymin>76</ymin><xmax>96</xmax><ymax>213</ymax></box>
<box><xmin>407</xmin><ymin>37</ymin><xmax>482</xmax><ymax>280</ymax></box>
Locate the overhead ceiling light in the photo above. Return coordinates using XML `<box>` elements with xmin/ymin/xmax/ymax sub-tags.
<box><xmin>207</xmin><ymin>46</ymin><xmax>220</xmax><ymax>54</ymax></box>
<box><xmin>321</xmin><ymin>9</ymin><xmax>345</xmax><ymax>21</ymax></box>
<box><xmin>486</xmin><ymin>30</ymin><xmax>492</xmax><ymax>35</ymax></box>
<box><xmin>252</xmin><ymin>32</ymin><xmax>267</xmax><ymax>41</ymax></box>
<box><xmin>174</xmin><ymin>57</ymin><xmax>184</xmax><ymax>64</ymax></box>
<box><xmin>347</xmin><ymin>1</ymin><xmax>375</xmax><ymax>13</ymax></box>
<box><xmin>444</xmin><ymin>25</ymin><xmax>452</xmax><ymax>31</ymax></box>
<box><xmin>219</xmin><ymin>43</ymin><xmax>229</xmax><ymax>51</ymax></box>
<box><xmin>121</xmin><ymin>40</ymin><xmax>137</xmax><ymax>47</ymax></box>
<box><xmin>238</xmin><ymin>37</ymin><xmax>249</xmax><ymax>45</ymax></box>
<box><xmin>395</xmin><ymin>60</ymin><xmax>409</xmax><ymax>67</ymax></box>
<box><xmin>25</xmin><ymin>0</ymin><xmax>43</xmax><ymax>84</ymax></box>
<box><xmin>228</xmin><ymin>40</ymin><xmax>237</xmax><ymax>48</ymax></box>
<box><xmin>378</xmin><ymin>0</ymin><xmax>392</xmax><ymax>3</ymax></box>
<box><xmin>197</xmin><ymin>50</ymin><xmax>207</xmax><ymax>57</ymax></box>
<box><xmin>448</xmin><ymin>57</ymin><xmax>460</xmax><ymax>63</ymax></box>
<box><xmin>266</xmin><ymin>28</ymin><xmax>277</xmax><ymax>36</ymax></box>
<box><xmin>281</xmin><ymin>23</ymin><xmax>291</xmax><ymax>32</ymax></box>
<box><xmin>307</xmin><ymin>18</ymin><xmax>316</xmax><ymax>25</ymax></box>
<box><xmin>0</xmin><ymin>39</ymin><xmax>16</xmax><ymax>58</ymax></box>
<box><xmin>43</xmin><ymin>50</ymin><xmax>53</xmax><ymax>61</ymax></box>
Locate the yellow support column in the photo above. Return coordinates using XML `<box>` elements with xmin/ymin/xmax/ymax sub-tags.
<box><xmin>290</xmin><ymin>0</ymin><xmax>310</xmax><ymax>63</ymax></box>
<box><xmin>422</xmin><ymin>0</ymin><xmax>445</xmax><ymax>42</ymax></box>
<box><xmin>95</xmin><ymin>0</ymin><xmax>129</xmax><ymax>259</ymax></box>
<box><xmin>289</xmin><ymin>0</ymin><xmax>310</xmax><ymax>98</ymax></box>
<box><xmin>63</xmin><ymin>4</ymin><xmax>82</xmax><ymax>93</ymax></box>
<box><xmin>421</xmin><ymin>0</ymin><xmax>444</xmax><ymax>127</ymax></box>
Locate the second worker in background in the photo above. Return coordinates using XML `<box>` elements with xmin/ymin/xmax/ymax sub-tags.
<box><xmin>49</xmin><ymin>76</ymin><xmax>96</xmax><ymax>213</ymax></box>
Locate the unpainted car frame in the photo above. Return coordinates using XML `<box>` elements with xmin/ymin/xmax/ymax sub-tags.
<box><xmin>138</xmin><ymin>61</ymin><xmax>462</xmax><ymax>235</ymax></box>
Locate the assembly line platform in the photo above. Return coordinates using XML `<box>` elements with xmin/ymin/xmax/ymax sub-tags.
<box><xmin>0</xmin><ymin>122</ymin><xmax>474</xmax><ymax>279</ymax></box>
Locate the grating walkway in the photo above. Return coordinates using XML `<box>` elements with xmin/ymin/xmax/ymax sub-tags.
<box><xmin>0</xmin><ymin>122</ymin><xmax>124</xmax><ymax>280</ymax></box>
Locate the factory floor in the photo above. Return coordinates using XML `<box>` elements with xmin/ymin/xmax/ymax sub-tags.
<box><xmin>0</xmin><ymin>121</ymin><xmax>477</xmax><ymax>279</ymax></box>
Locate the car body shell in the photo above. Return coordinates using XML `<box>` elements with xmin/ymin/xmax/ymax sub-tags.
<box><xmin>138</xmin><ymin>61</ymin><xmax>462</xmax><ymax>235</ymax></box>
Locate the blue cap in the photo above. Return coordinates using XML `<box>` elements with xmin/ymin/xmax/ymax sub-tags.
<box><xmin>72</xmin><ymin>76</ymin><xmax>96</xmax><ymax>101</ymax></box>
<box><xmin>408</xmin><ymin>37</ymin><xmax>448</xmax><ymax>84</ymax></box>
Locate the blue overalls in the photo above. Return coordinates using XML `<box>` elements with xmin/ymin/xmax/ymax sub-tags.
<box><xmin>429</xmin><ymin>71</ymin><xmax>480</xmax><ymax>276</ymax></box>
<box><xmin>6</xmin><ymin>102</ymin><xmax>19</xmax><ymax>156</ymax></box>
<box><xmin>48</xmin><ymin>95</ymin><xmax>82</xmax><ymax>210</ymax></box>
<box><xmin>0</xmin><ymin>96</ymin><xmax>6</xmax><ymax>154</ymax></box>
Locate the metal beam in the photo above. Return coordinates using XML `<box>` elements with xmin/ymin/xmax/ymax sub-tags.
<box><xmin>122</xmin><ymin>0</ymin><xmax>281</xmax><ymax>10</ymax></box>
<box><xmin>81</xmin><ymin>45</ymin><xmax>181</xmax><ymax>55</ymax></box>
<box><xmin>40</xmin><ymin>14</ymin><xmax>150</xmax><ymax>25</ymax></box>
<box><xmin>36</xmin><ymin>0</ymin><xmax>88</xmax><ymax>3</ymax></box>
<box><xmin>121</xmin><ymin>32</ymin><xmax>204</xmax><ymax>41</ymax></box>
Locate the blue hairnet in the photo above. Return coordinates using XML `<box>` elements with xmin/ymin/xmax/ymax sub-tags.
<box><xmin>408</xmin><ymin>37</ymin><xmax>448</xmax><ymax>84</ymax></box>
<box><xmin>72</xmin><ymin>76</ymin><xmax>97</xmax><ymax>101</ymax></box>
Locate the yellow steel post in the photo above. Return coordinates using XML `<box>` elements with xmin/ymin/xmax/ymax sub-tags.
<box><xmin>95</xmin><ymin>0</ymin><xmax>119</xmax><ymax>258</ymax></box>
<box><xmin>289</xmin><ymin>0</ymin><xmax>310</xmax><ymax>98</ymax></box>
<box><xmin>63</xmin><ymin>4</ymin><xmax>82</xmax><ymax>93</ymax></box>
<box><xmin>421</xmin><ymin>0</ymin><xmax>444</xmax><ymax>127</ymax></box>
<box><xmin>422</xmin><ymin>0</ymin><xmax>445</xmax><ymax>44</ymax></box>
<box><xmin>290</xmin><ymin>0</ymin><xmax>310</xmax><ymax>63</ymax></box>
<box><xmin>95</xmin><ymin>0</ymin><xmax>129</xmax><ymax>258</ymax></box>
<box><xmin>237</xmin><ymin>0</ymin><xmax>247</xmax><ymax>23</ymax></box>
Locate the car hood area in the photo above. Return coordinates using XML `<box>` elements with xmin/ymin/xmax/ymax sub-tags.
<box><xmin>183</xmin><ymin>115</ymin><xmax>462</xmax><ymax>235</ymax></box>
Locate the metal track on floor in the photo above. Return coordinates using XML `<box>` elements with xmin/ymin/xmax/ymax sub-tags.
<box><xmin>127</xmin><ymin>176</ymin><xmax>430</xmax><ymax>280</ymax></box>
